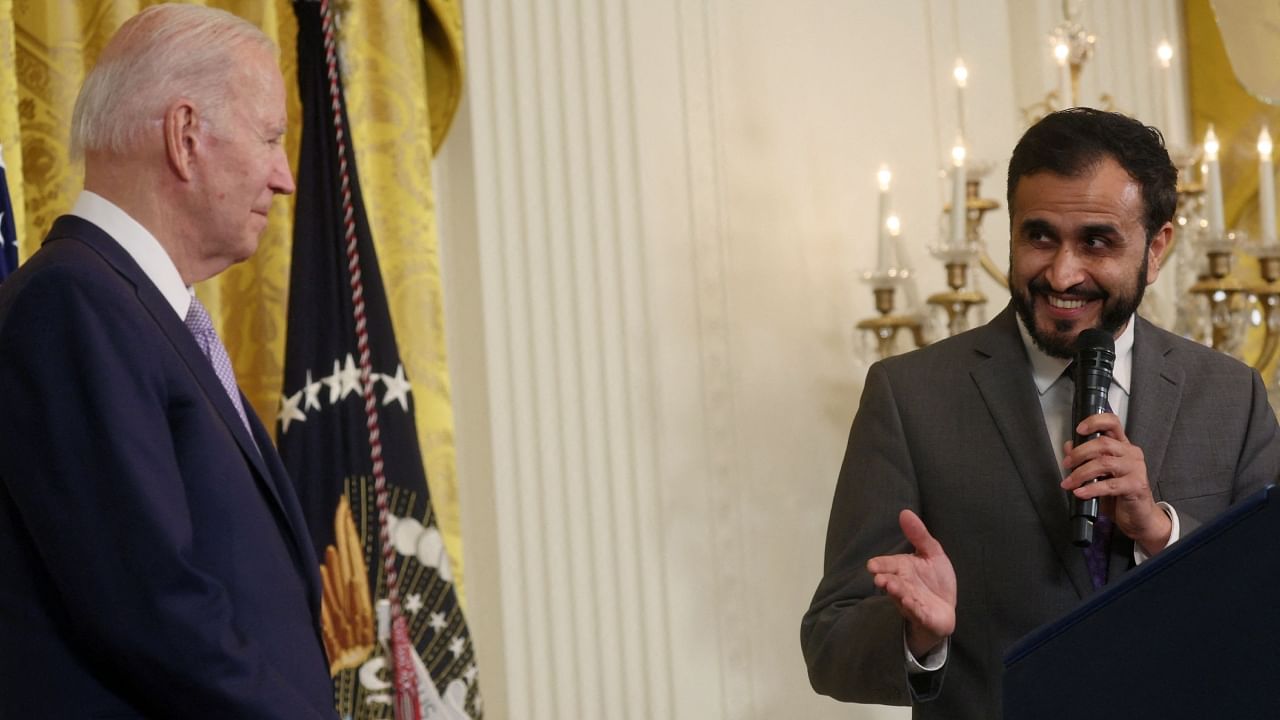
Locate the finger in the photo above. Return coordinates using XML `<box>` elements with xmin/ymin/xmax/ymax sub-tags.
<box><xmin>1075</xmin><ymin>474</ymin><xmax>1157</xmax><ymax>502</ymax></box>
<box><xmin>1074</xmin><ymin>412</ymin><xmax>1128</xmax><ymax>442</ymax></box>
<box><xmin>1063</xmin><ymin>437</ymin><xmax>1134</xmax><ymax>477</ymax></box>
<box><xmin>1063</xmin><ymin>433</ymin><xmax>1121</xmax><ymax>462</ymax></box>
<box><xmin>1061</xmin><ymin>455</ymin><xmax>1121</xmax><ymax>490</ymax></box>
<box><xmin>875</xmin><ymin>574</ymin><xmax>924</xmax><ymax>611</ymax></box>
<box><xmin>867</xmin><ymin>552</ymin><xmax>914</xmax><ymax>576</ymax></box>
<box><xmin>899</xmin><ymin>509</ymin><xmax>943</xmax><ymax>558</ymax></box>
<box><xmin>1072</xmin><ymin>474</ymin><xmax>1152</xmax><ymax>502</ymax></box>
<box><xmin>878</xmin><ymin>575</ymin><xmax>949</xmax><ymax>636</ymax></box>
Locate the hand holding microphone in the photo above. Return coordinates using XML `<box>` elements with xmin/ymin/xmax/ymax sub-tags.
<box><xmin>1062</xmin><ymin>328</ymin><xmax>1172</xmax><ymax>554</ymax></box>
<box><xmin>1068</xmin><ymin>328</ymin><xmax>1115</xmax><ymax>547</ymax></box>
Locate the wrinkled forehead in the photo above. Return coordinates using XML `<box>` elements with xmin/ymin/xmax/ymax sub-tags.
<box><xmin>1010</xmin><ymin>159</ymin><xmax>1144</xmax><ymax>220</ymax></box>
<box><xmin>226</xmin><ymin>44</ymin><xmax>288</xmax><ymax>122</ymax></box>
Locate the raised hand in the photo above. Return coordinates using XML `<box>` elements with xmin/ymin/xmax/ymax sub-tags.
<box><xmin>866</xmin><ymin>509</ymin><xmax>957</xmax><ymax>658</ymax></box>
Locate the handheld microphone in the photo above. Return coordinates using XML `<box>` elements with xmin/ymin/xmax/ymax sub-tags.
<box><xmin>1070</xmin><ymin>328</ymin><xmax>1115</xmax><ymax>548</ymax></box>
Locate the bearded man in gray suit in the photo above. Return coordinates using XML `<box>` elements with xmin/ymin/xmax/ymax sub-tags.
<box><xmin>801</xmin><ymin>108</ymin><xmax>1280</xmax><ymax>720</ymax></box>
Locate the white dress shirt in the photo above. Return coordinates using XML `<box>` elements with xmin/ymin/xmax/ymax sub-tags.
<box><xmin>68</xmin><ymin>190</ymin><xmax>190</xmax><ymax>319</ymax></box>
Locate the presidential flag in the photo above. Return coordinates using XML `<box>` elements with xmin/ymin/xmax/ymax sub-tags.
<box><xmin>279</xmin><ymin>3</ymin><xmax>481</xmax><ymax>718</ymax></box>
<box><xmin>0</xmin><ymin>145</ymin><xmax>17</xmax><ymax>279</ymax></box>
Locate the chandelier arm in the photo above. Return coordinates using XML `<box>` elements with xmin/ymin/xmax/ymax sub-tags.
<box><xmin>1251</xmin><ymin>297</ymin><xmax>1280</xmax><ymax>383</ymax></box>
<box><xmin>977</xmin><ymin>249</ymin><xmax>1009</xmax><ymax>289</ymax></box>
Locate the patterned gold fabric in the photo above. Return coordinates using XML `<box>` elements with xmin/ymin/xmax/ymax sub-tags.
<box><xmin>0</xmin><ymin>0</ymin><xmax>468</xmax><ymax>597</ymax></box>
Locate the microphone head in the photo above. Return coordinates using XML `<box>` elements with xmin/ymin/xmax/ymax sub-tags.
<box><xmin>1074</xmin><ymin>327</ymin><xmax>1115</xmax><ymax>354</ymax></box>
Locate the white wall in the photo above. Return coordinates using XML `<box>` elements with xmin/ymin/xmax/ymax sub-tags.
<box><xmin>435</xmin><ymin>2</ymin><xmax>1185</xmax><ymax>718</ymax></box>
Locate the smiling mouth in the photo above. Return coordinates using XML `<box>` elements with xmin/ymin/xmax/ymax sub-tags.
<box><xmin>1046</xmin><ymin>296</ymin><xmax>1088</xmax><ymax>310</ymax></box>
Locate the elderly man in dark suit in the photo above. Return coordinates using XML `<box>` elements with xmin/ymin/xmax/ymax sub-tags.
<box><xmin>0</xmin><ymin>5</ymin><xmax>337</xmax><ymax>717</ymax></box>
<box><xmin>802</xmin><ymin>108</ymin><xmax>1280</xmax><ymax>720</ymax></box>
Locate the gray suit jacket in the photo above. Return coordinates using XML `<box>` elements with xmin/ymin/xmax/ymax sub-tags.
<box><xmin>801</xmin><ymin>305</ymin><xmax>1280</xmax><ymax>720</ymax></box>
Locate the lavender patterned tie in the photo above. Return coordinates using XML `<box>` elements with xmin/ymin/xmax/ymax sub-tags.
<box><xmin>184</xmin><ymin>296</ymin><xmax>252</xmax><ymax>436</ymax></box>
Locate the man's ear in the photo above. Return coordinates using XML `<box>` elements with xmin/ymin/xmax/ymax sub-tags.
<box><xmin>163</xmin><ymin>99</ymin><xmax>199</xmax><ymax>181</ymax></box>
<box><xmin>1146</xmin><ymin>222</ymin><xmax>1173</xmax><ymax>285</ymax></box>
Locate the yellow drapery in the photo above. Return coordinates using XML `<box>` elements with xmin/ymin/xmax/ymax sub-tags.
<box><xmin>1186</xmin><ymin>0</ymin><xmax>1280</xmax><ymax>240</ymax></box>
<box><xmin>0</xmin><ymin>0</ymin><xmax>469</xmax><ymax>597</ymax></box>
<box><xmin>1185</xmin><ymin>0</ymin><xmax>1280</xmax><ymax>376</ymax></box>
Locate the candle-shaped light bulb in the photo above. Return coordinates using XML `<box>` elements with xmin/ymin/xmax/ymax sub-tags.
<box><xmin>1204</xmin><ymin>125</ymin><xmax>1225</xmax><ymax>238</ymax></box>
<box><xmin>950</xmin><ymin>139</ymin><xmax>967</xmax><ymax>244</ymax></box>
<box><xmin>887</xmin><ymin>214</ymin><xmax>920</xmax><ymax>309</ymax></box>
<box><xmin>1156</xmin><ymin>40</ymin><xmax>1178</xmax><ymax>145</ymax></box>
<box><xmin>1260</xmin><ymin>127</ymin><xmax>1276</xmax><ymax>245</ymax></box>
<box><xmin>953</xmin><ymin>58</ymin><xmax>968</xmax><ymax>138</ymax></box>
<box><xmin>1054</xmin><ymin>42</ymin><xmax>1072</xmax><ymax>108</ymax></box>
<box><xmin>876</xmin><ymin>165</ymin><xmax>893</xmax><ymax>272</ymax></box>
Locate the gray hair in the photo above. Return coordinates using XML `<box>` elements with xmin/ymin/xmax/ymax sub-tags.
<box><xmin>69</xmin><ymin>3</ymin><xmax>275</xmax><ymax>160</ymax></box>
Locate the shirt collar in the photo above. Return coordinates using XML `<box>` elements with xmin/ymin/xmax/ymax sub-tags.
<box><xmin>1017</xmin><ymin>313</ymin><xmax>1135</xmax><ymax>397</ymax></box>
<box><xmin>69</xmin><ymin>190</ymin><xmax>191</xmax><ymax>319</ymax></box>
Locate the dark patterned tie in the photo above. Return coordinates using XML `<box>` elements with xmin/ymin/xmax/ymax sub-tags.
<box><xmin>184</xmin><ymin>295</ymin><xmax>252</xmax><ymax>436</ymax></box>
<box><xmin>1084</xmin><ymin>512</ymin><xmax>1113</xmax><ymax>589</ymax></box>
<box><xmin>1064</xmin><ymin>361</ymin><xmax>1113</xmax><ymax>589</ymax></box>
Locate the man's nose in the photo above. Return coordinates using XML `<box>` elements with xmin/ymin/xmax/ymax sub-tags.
<box><xmin>271</xmin><ymin>149</ymin><xmax>296</xmax><ymax>196</ymax></box>
<box><xmin>1044</xmin><ymin>245</ymin><xmax>1086</xmax><ymax>291</ymax></box>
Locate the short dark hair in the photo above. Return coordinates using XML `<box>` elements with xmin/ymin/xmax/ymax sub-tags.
<box><xmin>1006</xmin><ymin>108</ymin><xmax>1177</xmax><ymax>243</ymax></box>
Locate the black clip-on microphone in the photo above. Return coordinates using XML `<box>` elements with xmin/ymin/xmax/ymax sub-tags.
<box><xmin>1070</xmin><ymin>327</ymin><xmax>1116</xmax><ymax>548</ymax></box>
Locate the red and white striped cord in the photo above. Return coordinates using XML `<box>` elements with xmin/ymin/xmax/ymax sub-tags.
<box><xmin>318</xmin><ymin>2</ymin><xmax>421</xmax><ymax>715</ymax></box>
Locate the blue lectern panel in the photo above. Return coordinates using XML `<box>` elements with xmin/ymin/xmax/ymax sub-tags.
<box><xmin>1003</xmin><ymin>485</ymin><xmax>1280</xmax><ymax>719</ymax></box>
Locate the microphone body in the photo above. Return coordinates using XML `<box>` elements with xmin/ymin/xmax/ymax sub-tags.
<box><xmin>1070</xmin><ymin>328</ymin><xmax>1116</xmax><ymax>547</ymax></box>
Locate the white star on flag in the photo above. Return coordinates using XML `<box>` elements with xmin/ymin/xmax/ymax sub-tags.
<box><xmin>338</xmin><ymin>353</ymin><xmax>362</xmax><ymax>400</ymax></box>
<box><xmin>380</xmin><ymin>364</ymin><xmax>412</xmax><ymax>411</ymax></box>
<box><xmin>428</xmin><ymin>611</ymin><xmax>447</xmax><ymax>633</ymax></box>
<box><xmin>447</xmin><ymin>635</ymin><xmax>466</xmax><ymax>659</ymax></box>
<box><xmin>278</xmin><ymin>390</ymin><xmax>306</xmax><ymax>433</ymax></box>
<box><xmin>323</xmin><ymin>358</ymin><xmax>343</xmax><ymax>404</ymax></box>
<box><xmin>404</xmin><ymin>592</ymin><xmax>424</xmax><ymax>614</ymax></box>
<box><xmin>302</xmin><ymin>369</ymin><xmax>322</xmax><ymax>411</ymax></box>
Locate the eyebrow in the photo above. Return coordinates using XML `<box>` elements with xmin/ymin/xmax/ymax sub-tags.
<box><xmin>1019</xmin><ymin>218</ymin><xmax>1056</xmax><ymax>238</ymax></box>
<box><xmin>1018</xmin><ymin>218</ymin><xmax>1122</xmax><ymax>240</ymax></box>
<box><xmin>1079</xmin><ymin>222</ymin><xmax>1121</xmax><ymax>238</ymax></box>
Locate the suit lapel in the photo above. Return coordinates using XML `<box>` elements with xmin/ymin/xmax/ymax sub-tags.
<box><xmin>1109</xmin><ymin>318</ymin><xmax>1183</xmax><ymax>581</ymax></box>
<box><xmin>970</xmin><ymin>307</ymin><xmax>1094</xmax><ymax>597</ymax></box>
<box><xmin>45</xmin><ymin>217</ymin><xmax>289</xmax><ymax>537</ymax></box>
<box><xmin>1125</xmin><ymin>318</ymin><xmax>1182</xmax><ymax>490</ymax></box>
<box><xmin>246</xmin><ymin>404</ymin><xmax>324</xmax><ymax>607</ymax></box>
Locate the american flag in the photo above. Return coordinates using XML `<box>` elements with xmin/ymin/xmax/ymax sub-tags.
<box><xmin>0</xmin><ymin>145</ymin><xmax>18</xmax><ymax>279</ymax></box>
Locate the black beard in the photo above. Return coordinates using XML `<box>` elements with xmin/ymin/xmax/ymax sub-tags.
<box><xmin>1010</xmin><ymin>252</ymin><xmax>1148</xmax><ymax>358</ymax></box>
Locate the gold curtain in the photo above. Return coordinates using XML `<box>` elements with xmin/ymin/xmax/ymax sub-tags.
<box><xmin>0</xmin><ymin>0</ymin><xmax>469</xmax><ymax>597</ymax></box>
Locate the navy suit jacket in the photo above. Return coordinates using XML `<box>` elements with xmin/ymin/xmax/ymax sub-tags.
<box><xmin>0</xmin><ymin>216</ymin><xmax>337</xmax><ymax>718</ymax></box>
